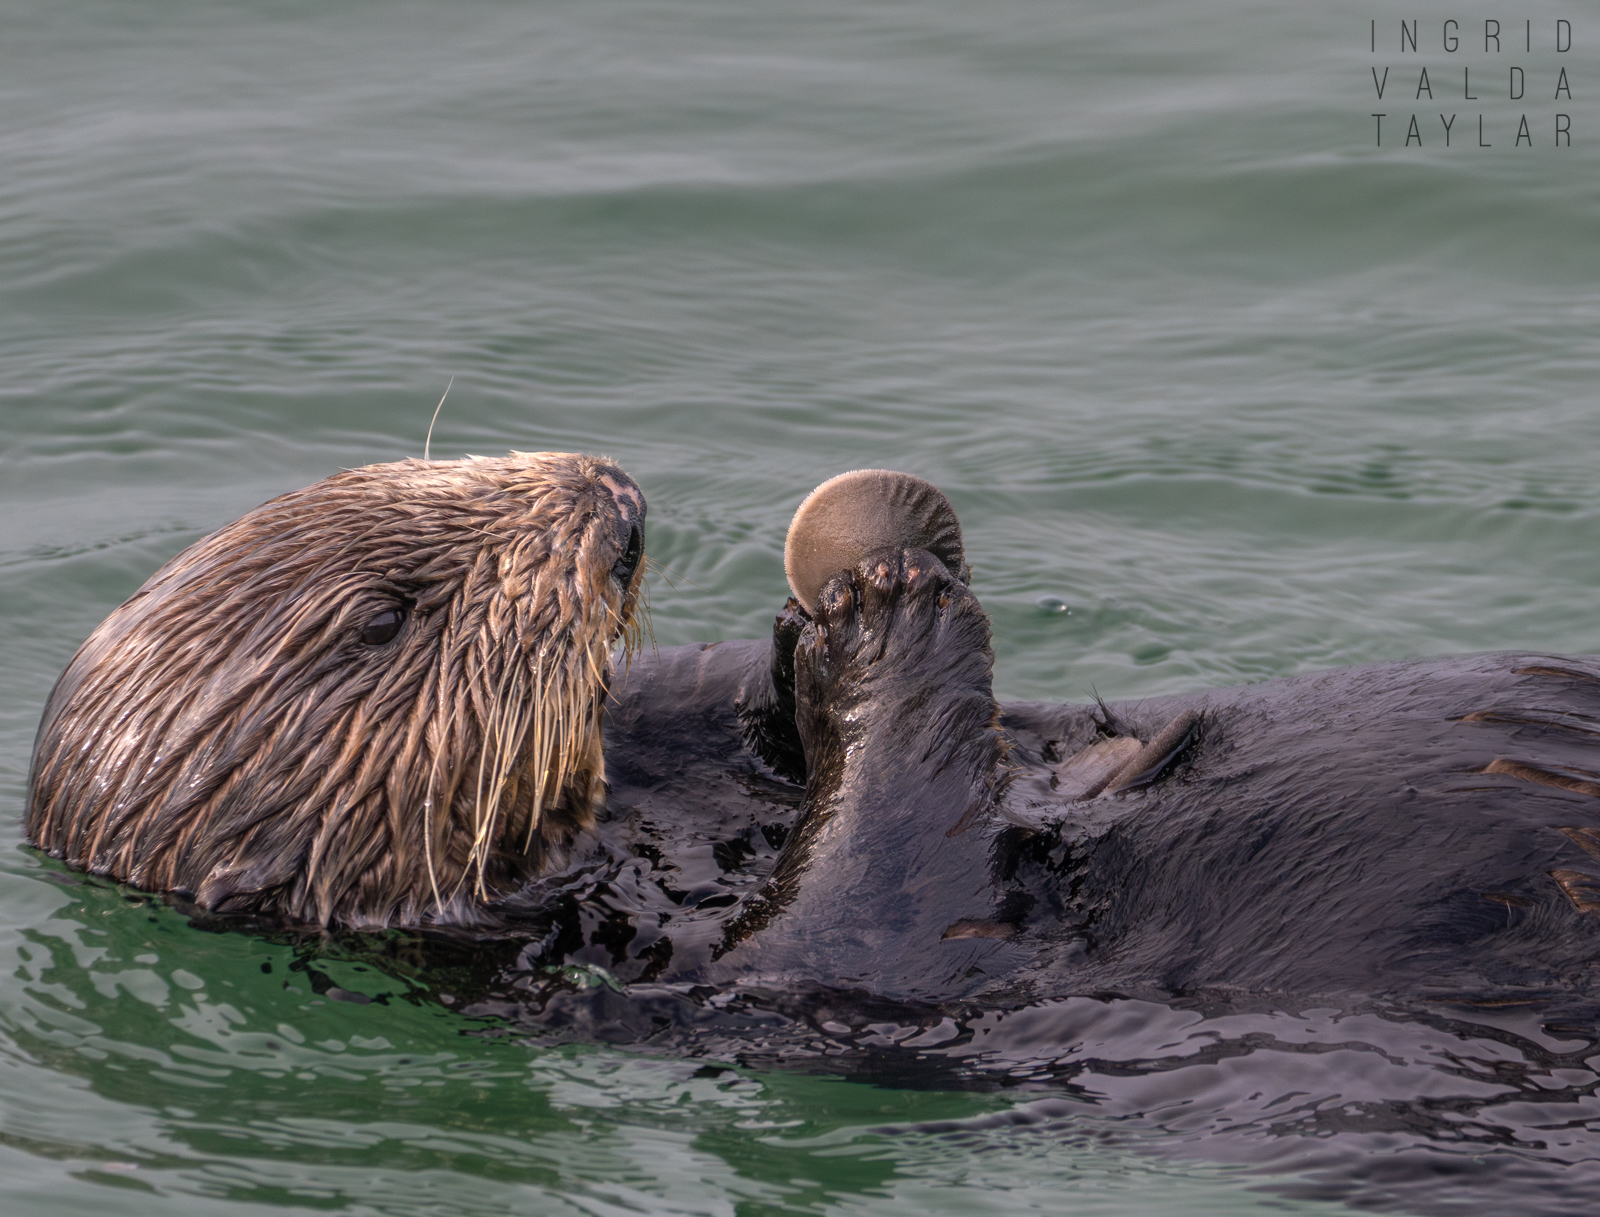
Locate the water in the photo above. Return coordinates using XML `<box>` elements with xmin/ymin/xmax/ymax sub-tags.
<box><xmin>3</xmin><ymin>0</ymin><xmax>1599</xmax><ymax>1212</ymax></box>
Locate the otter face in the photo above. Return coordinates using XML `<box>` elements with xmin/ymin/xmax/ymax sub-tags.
<box><xmin>27</xmin><ymin>452</ymin><xmax>646</xmax><ymax>929</ymax></box>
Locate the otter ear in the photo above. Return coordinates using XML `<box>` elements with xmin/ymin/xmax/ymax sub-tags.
<box><xmin>783</xmin><ymin>470</ymin><xmax>967</xmax><ymax>615</ymax></box>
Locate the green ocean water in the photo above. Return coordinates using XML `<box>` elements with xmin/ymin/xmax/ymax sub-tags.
<box><xmin>3</xmin><ymin>1</ymin><xmax>1599</xmax><ymax>1213</ymax></box>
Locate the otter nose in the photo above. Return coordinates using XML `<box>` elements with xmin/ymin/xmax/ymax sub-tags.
<box><xmin>597</xmin><ymin>470</ymin><xmax>645</xmax><ymax>525</ymax></box>
<box><xmin>612</xmin><ymin>522</ymin><xmax>643</xmax><ymax>587</ymax></box>
<box><xmin>595</xmin><ymin>469</ymin><xmax>646</xmax><ymax>589</ymax></box>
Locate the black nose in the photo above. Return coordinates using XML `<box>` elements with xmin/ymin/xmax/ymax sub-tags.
<box><xmin>612</xmin><ymin>524</ymin><xmax>643</xmax><ymax>588</ymax></box>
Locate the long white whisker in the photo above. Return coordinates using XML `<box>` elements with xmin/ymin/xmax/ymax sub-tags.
<box><xmin>423</xmin><ymin>376</ymin><xmax>454</xmax><ymax>462</ymax></box>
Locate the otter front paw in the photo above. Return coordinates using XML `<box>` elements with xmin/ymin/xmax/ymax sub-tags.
<box><xmin>795</xmin><ymin>547</ymin><xmax>997</xmax><ymax>765</ymax></box>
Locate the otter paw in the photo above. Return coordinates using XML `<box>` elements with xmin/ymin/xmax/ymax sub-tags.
<box><xmin>797</xmin><ymin>546</ymin><xmax>993</xmax><ymax>717</ymax></box>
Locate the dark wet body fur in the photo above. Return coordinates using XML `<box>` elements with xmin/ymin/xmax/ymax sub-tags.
<box><xmin>500</xmin><ymin>553</ymin><xmax>1600</xmax><ymax>1020</ymax></box>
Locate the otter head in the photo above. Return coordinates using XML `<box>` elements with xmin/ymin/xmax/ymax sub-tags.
<box><xmin>27</xmin><ymin>452</ymin><xmax>646</xmax><ymax>929</ymax></box>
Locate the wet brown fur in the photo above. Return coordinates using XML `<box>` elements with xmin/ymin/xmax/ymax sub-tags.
<box><xmin>27</xmin><ymin>452</ymin><xmax>645</xmax><ymax>929</ymax></box>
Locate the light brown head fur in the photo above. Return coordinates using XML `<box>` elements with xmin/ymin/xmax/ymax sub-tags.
<box><xmin>27</xmin><ymin>452</ymin><xmax>646</xmax><ymax>929</ymax></box>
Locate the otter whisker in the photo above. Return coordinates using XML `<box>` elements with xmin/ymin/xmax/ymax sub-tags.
<box><xmin>643</xmin><ymin>555</ymin><xmax>707</xmax><ymax>594</ymax></box>
<box><xmin>421</xmin><ymin>688</ymin><xmax>467</xmax><ymax>915</ymax></box>
<box><xmin>520</xmin><ymin>648</ymin><xmax>556</xmax><ymax>855</ymax></box>
<box><xmin>490</xmin><ymin>673</ymin><xmax>538</xmax><ymax>893</ymax></box>
<box><xmin>422</xmin><ymin>376</ymin><xmax>454</xmax><ymax>463</ymax></box>
<box><xmin>470</xmin><ymin>658</ymin><xmax>540</xmax><ymax>899</ymax></box>
<box><xmin>463</xmin><ymin>641</ymin><xmax>524</xmax><ymax>898</ymax></box>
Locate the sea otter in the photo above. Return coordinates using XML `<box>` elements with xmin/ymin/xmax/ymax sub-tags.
<box><xmin>26</xmin><ymin>458</ymin><xmax>1600</xmax><ymax>1014</ymax></box>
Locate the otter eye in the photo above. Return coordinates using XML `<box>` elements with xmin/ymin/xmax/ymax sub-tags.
<box><xmin>360</xmin><ymin>606</ymin><xmax>406</xmax><ymax>647</ymax></box>
<box><xmin>612</xmin><ymin>524</ymin><xmax>643</xmax><ymax>587</ymax></box>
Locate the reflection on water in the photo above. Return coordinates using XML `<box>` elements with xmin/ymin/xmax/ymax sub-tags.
<box><xmin>2</xmin><ymin>869</ymin><xmax>1361</xmax><ymax>1216</ymax></box>
<box><xmin>921</xmin><ymin>1001</ymin><xmax>1600</xmax><ymax>1214</ymax></box>
<box><xmin>6</xmin><ymin>868</ymin><xmax>1598</xmax><ymax>1215</ymax></box>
